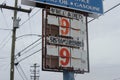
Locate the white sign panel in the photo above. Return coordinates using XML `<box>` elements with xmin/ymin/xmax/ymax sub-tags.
<box><xmin>42</xmin><ymin>8</ymin><xmax>89</xmax><ymax>73</ymax></box>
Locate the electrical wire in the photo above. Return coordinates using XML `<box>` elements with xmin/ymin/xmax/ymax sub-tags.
<box><xmin>15</xmin><ymin>58</ymin><xmax>29</xmax><ymax>80</ymax></box>
<box><xmin>88</xmin><ymin>2</ymin><xmax>120</xmax><ymax>23</ymax></box>
<box><xmin>113</xmin><ymin>77</ymin><xmax>120</xmax><ymax>80</ymax></box>
<box><xmin>18</xmin><ymin>0</ymin><xmax>105</xmax><ymax>26</ymax></box>
<box><xmin>0</xmin><ymin>57</ymin><xmax>9</xmax><ymax>60</ymax></box>
<box><xmin>0</xmin><ymin>36</ymin><xmax>11</xmax><ymax>49</ymax></box>
<box><xmin>16</xmin><ymin>34</ymin><xmax>42</xmax><ymax>40</ymax></box>
<box><xmin>28</xmin><ymin>14</ymin><xmax>33</xmax><ymax>39</ymax></box>
<box><xmin>0</xmin><ymin>28</ymin><xmax>12</xmax><ymax>31</ymax></box>
<box><xmin>2</xmin><ymin>62</ymin><xmax>10</xmax><ymax>71</ymax></box>
<box><xmin>15</xmin><ymin>66</ymin><xmax>26</xmax><ymax>80</ymax></box>
<box><xmin>15</xmin><ymin>38</ymin><xmax>41</xmax><ymax>57</ymax></box>
<box><xmin>0</xmin><ymin>31</ymin><xmax>11</xmax><ymax>49</ymax></box>
<box><xmin>18</xmin><ymin>64</ymin><xmax>29</xmax><ymax>80</ymax></box>
<box><xmin>1</xmin><ymin>9</ymin><xmax>10</xmax><ymax>28</ymax></box>
<box><xmin>17</xmin><ymin>49</ymin><xmax>42</xmax><ymax>63</ymax></box>
<box><xmin>16</xmin><ymin>41</ymin><xmax>42</xmax><ymax>58</ymax></box>
<box><xmin>20</xmin><ymin>9</ymin><xmax>41</xmax><ymax>27</ymax></box>
<box><xmin>16</xmin><ymin>7</ymin><xmax>36</xmax><ymax>42</ymax></box>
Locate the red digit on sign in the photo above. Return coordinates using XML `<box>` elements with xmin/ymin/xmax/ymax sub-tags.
<box><xmin>59</xmin><ymin>48</ymin><xmax>70</xmax><ymax>66</ymax></box>
<box><xmin>60</xmin><ymin>18</ymin><xmax>70</xmax><ymax>36</ymax></box>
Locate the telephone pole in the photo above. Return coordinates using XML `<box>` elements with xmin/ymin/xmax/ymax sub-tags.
<box><xmin>0</xmin><ymin>2</ymin><xmax>31</xmax><ymax>79</ymax></box>
<box><xmin>10</xmin><ymin>1</ymin><xmax>18</xmax><ymax>80</ymax></box>
<box><xmin>30</xmin><ymin>63</ymin><xmax>40</xmax><ymax>80</ymax></box>
<box><xmin>1</xmin><ymin>1</ymin><xmax>32</xmax><ymax>80</ymax></box>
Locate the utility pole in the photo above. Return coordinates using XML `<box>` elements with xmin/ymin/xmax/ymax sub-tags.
<box><xmin>1</xmin><ymin>1</ymin><xmax>32</xmax><ymax>80</ymax></box>
<box><xmin>10</xmin><ymin>1</ymin><xmax>18</xmax><ymax>80</ymax></box>
<box><xmin>30</xmin><ymin>63</ymin><xmax>40</xmax><ymax>80</ymax></box>
<box><xmin>0</xmin><ymin>1</ymin><xmax>31</xmax><ymax>80</ymax></box>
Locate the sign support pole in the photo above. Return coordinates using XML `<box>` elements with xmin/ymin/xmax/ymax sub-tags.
<box><xmin>63</xmin><ymin>70</ymin><xmax>75</xmax><ymax>80</ymax></box>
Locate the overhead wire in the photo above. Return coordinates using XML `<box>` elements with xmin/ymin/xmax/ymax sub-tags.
<box><xmin>16</xmin><ymin>41</ymin><xmax>42</xmax><ymax>58</ymax></box>
<box><xmin>18</xmin><ymin>64</ymin><xmax>29</xmax><ymax>80</ymax></box>
<box><xmin>16</xmin><ymin>7</ymin><xmax>36</xmax><ymax>41</ymax></box>
<box><xmin>15</xmin><ymin>58</ymin><xmax>29</xmax><ymax>80</ymax></box>
<box><xmin>0</xmin><ymin>4</ymin><xmax>12</xmax><ymax>33</ymax></box>
<box><xmin>0</xmin><ymin>28</ymin><xmax>12</xmax><ymax>31</ymax></box>
<box><xmin>14</xmin><ymin>38</ymin><xmax>42</xmax><ymax>80</ymax></box>
<box><xmin>2</xmin><ymin>62</ymin><xmax>10</xmax><ymax>71</ymax></box>
<box><xmin>113</xmin><ymin>77</ymin><xmax>120</xmax><ymax>80</ymax></box>
<box><xmin>1</xmin><ymin>9</ymin><xmax>10</xmax><ymax>28</ymax></box>
<box><xmin>0</xmin><ymin>31</ymin><xmax>11</xmax><ymax>49</ymax></box>
<box><xmin>88</xmin><ymin>2</ymin><xmax>120</xmax><ymax>23</ymax></box>
<box><xmin>28</xmin><ymin>13</ymin><xmax>33</xmax><ymax>39</ymax></box>
<box><xmin>0</xmin><ymin>57</ymin><xmax>9</xmax><ymax>60</ymax></box>
<box><xmin>20</xmin><ymin>8</ymin><xmax>41</xmax><ymax>27</ymax></box>
<box><xmin>15</xmin><ymin>38</ymin><xmax>41</xmax><ymax>58</ymax></box>
<box><xmin>0</xmin><ymin>1</ymin><xmax>12</xmax><ymax>30</ymax></box>
<box><xmin>0</xmin><ymin>35</ymin><xmax>11</xmax><ymax>49</ymax></box>
<box><xmin>15</xmin><ymin>66</ymin><xmax>26</xmax><ymax>80</ymax></box>
<box><xmin>17</xmin><ymin>49</ymin><xmax>42</xmax><ymax>63</ymax></box>
<box><xmin>16</xmin><ymin>34</ymin><xmax>42</xmax><ymax>40</ymax></box>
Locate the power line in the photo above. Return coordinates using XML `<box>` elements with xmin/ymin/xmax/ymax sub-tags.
<box><xmin>16</xmin><ymin>34</ymin><xmax>42</xmax><ymax>40</ymax></box>
<box><xmin>19</xmin><ymin>0</ymin><xmax>105</xmax><ymax>26</ymax></box>
<box><xmin>20</xmin><ymin>9</ymin><xmax>41</xmax><ymax>27</ymax></box>
<box><xmin>17</xmin><ymin>49</ymin><xmax>42</xmax><ymax>63</ymax></box>
<box><xmin>15</xmin><ymin>38</ymin><xmax>41</xmax><ymax>57</ymax></box>
<box><xmin>0</xmin><ymin>28</ymin><xmax>12</xmax><ymax>31</ymax></box>
<box><xmin>15</xmin><ymin>59</ymin><xmax>28</xmax><ymax>80</ymax></box>
<box><xmin>0</xmin><ymin>31</ymin><xmax>11</xmax><ymax>49</ymax></box>
<box><xmin>16</xmin><ymin>41</ymin><xmax>42</xmax><ymax>58</ymax></box>
<box><xmin>0</xmin><ymin>36</ymin><xmax>11</xmax><ymax>49</ymax></box>
<box><xmin>0</xmin><ymin>57</ymin><xmax>9</xmax><ymax>60</ymax></box>
<box><xmin>88</xmin><ymin>2</ymin><xmax>120</xmax><ymax>23</ymax></box>
<box><xmin>15</xmin><ymin>66</ymin><xmax>26</xmax><ymax>80</ymax></box>
<box><xmin>113</xmin><ymin>77</ymin><xmax>120</xmax><ymax>80</ymax></box>
<box><xmin>1</xmin><ymin>9</ymin><xmax>10</xmax><ymax>28</ymax></box>
<box><xmin>18</xmin><ymin>64</ymin><xmax>29</xmax><ymax>80</ymax></box>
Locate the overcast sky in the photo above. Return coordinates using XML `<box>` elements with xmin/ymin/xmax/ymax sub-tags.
<box><xmin>0</xmin><ymin>0</ymin><xmax>120</xmax><ymax>80</ymax></box>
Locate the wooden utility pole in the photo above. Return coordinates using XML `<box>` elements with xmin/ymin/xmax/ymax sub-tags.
<box><xmin>10</xmin><ymin>0</ymin><xmax>18</xmax><ymax>80</ymax></box>
<box><xmin>0</xmin><ymin>2</ymin><xmax>31</xmax><ymax>79</ymax></box>
<box><xmin>1</xmin><ymin>1</ymin><xmax>32</xmax><ymax>80</ymax></box>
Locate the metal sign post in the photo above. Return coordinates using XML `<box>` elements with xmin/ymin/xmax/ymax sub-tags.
<box><xmin>63</xmin><ymin>70</ymin><xmax>75</xmax><ymax>80</ymax></box>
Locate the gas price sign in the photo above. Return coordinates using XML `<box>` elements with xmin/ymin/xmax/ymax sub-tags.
<box><xmin>42</xmin><ymin>7</ymin><xmax>89</xmax><ymax>73</ymax></box>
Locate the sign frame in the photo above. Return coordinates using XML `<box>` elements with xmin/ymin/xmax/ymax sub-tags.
<box><xmin>42</xmin><ymin>7</ymin><xmax>89</xmax><ymax>74</ymax></box>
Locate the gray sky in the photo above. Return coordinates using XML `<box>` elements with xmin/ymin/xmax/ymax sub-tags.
<box><xmin>0</xmin><ymin>0</ymin><xmax>120</xmax><ymax>80</ymax></box>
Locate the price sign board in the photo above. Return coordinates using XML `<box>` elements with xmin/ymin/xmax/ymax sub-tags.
<box><xmin>22</xmin><ymin>0</ymin><xmax>103</xmax><ymax>14</ymax></box>
<box><xmin>42</xmin><ymin>7</ymin><xmax>89</xmax><ymax>73</ymax></box>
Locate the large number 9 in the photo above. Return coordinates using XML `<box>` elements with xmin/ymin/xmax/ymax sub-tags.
<box><xmin>59</xmin><ymin>48</ymin><xmax>70</xmax><ymax>66</ymax></box>
<box><xmin>60</xmin><ymin>18</ymin><xmax>70</xmax><ymax>36</ymax></box>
